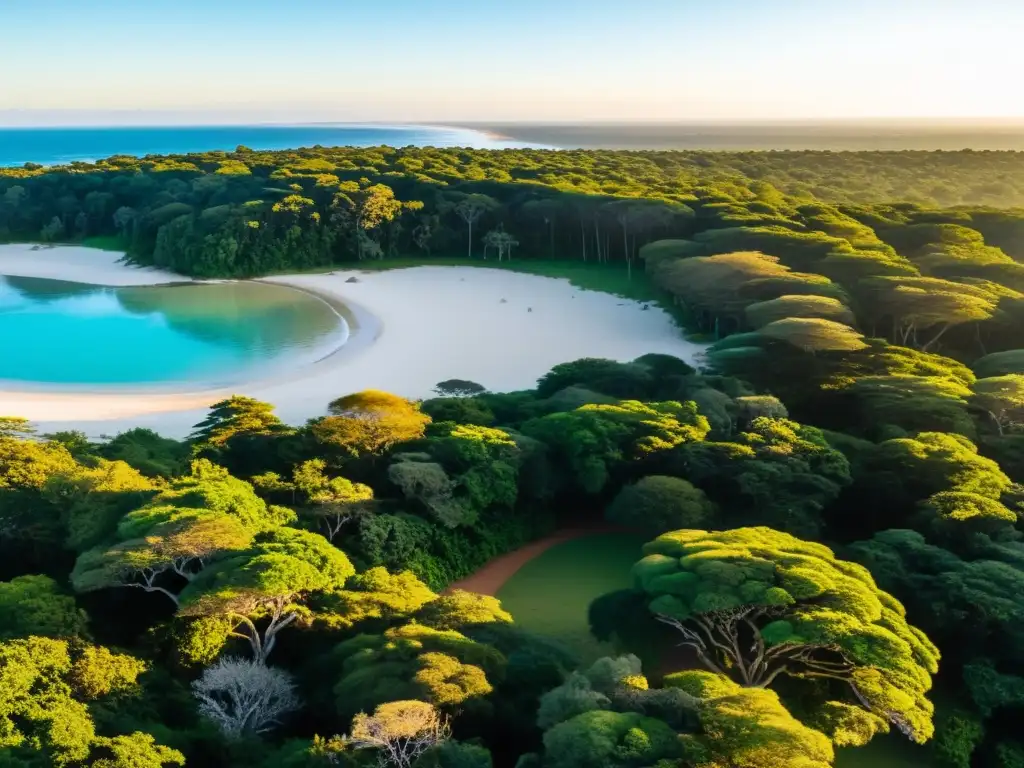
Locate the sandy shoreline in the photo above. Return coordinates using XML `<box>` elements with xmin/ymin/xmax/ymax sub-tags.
<box><xmin>0</xmin><ymin>245</ymin><xmax>705</xmax><ymax>439</ymax></box>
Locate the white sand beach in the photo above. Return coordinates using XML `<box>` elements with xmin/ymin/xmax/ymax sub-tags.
<box><xmin>0</xmin><ymin>245</ymin><xmax>705</xmax><ymax>439</ymax></box>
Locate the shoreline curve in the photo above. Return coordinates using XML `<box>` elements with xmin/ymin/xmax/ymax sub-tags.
<box><xmin>0</xmin><ymin>244</ymin><xmax>706</xmax><ymax>439</ymax></box>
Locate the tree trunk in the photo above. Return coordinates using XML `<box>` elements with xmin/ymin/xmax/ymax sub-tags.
<box><xmin>467</xmin><ymin>220</ymin><xmax>473</xmax><ymax>259</ymax></box>
<box><xmin>921</xmin><ymin>322</ymin><xmax>951</xmax><ymax>352</ymax></box>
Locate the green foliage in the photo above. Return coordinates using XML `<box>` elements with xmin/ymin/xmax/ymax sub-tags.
<box><xmin>632</xmin><ymin>526</ymin><xmax>938</xmax><ymax>743</ymax></box>
<box><xmin>522</xmin><ymin>400</ymin><xmax>709</xmax><ymax>494</ymax></box>
<box><xmin>975</xmin><ymin>350</ymin><xmax>1024</xmax><ymax>378</ymax></box>
<box><xmin>414</xmin><ymin>590</ymin><xmax>513</xmax><ymax>631</ymax></box>
<box><xmin>95</xmin><ymin>428</ymin><xmax>189</xmax><ymax>479</ymax></box>
<box><xmin>316</xmin><ymin>390</ymin><xmax>431</xmax><ymax>458</ymax></box>
<box><xmin>330</xmin><ymin>623</ymin><xmax>505</xmax><ymax>717</ymax></box>
<box><xmin>0</xmin><ymin>575</ymin><xmax>87</xmax><ymax>640</ymax></box>
<box><xmin>314</xmin><ymin>566</ymin><xmax>436</xmax><ymax>633</ymax></box>
<box><xmin>670</xmin><ymin>417</ymin><xmax>851</xmax><ymax>536</ymax></box>
<box><xmin>536</xmin><ymin>358</ymin><xmax>654</xmax><ymax>400</ymax></box>
<box><xmin>746</xmin><ymin>294</ymin><xmax>857</xmax><ymax>328</ymax></box>
<box><xmin>540</xmin><ymin>710</ymin><xmax>682</xmax><ymax>768</ymax></box>
<box><xmin>0</xmin><ymin>637</ymin><xmax>167</xmax><ymax>767</ymax></box>
<box><xmin>666</xmin><ymin>671</ymin><xmax>836</xmax><ymax>767</ymax></box>
<box><xmin>190</xmin><ymin>395</ymin><xmax>290</xmax><ymax>449</ymax></box>
<box><xmin>916</xmin><ymin>490</ymin><xmax>1017</xmax><ymax>541</ymax></box>
<box><xmin>962</xmin><ymin>660</ymin><xmax>1024</xmax><ymax>717</ymax></box>
<box><xmin>14</xmin><ymin>140</ymin><xmax>1024</xmax><ymax>768</ymax></box>
<box><xmin>605</xmin><ymin>475</ymin><xmax>714</xmax><ymax>535</ymax></box>
<box><xmin>418</xmin><ymin>740</ymin><xmax>494</xmax><ymax>768</ymax></box>
<box><xmin>929</xmin><ymin>707</ymin><xmax>984</xmax><ymax>768</ymax></box>
<box><xmin>178</xmin><ymin>526</ymin><xmax>355</xmax><ymax>661</ymax></box>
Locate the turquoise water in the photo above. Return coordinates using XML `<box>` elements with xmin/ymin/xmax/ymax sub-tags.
<box><xmin>0</xmin><ymin>276</ymin><xmax>345</xmax><ymax>386</ymax></box>
<box><xmin>0</xmin><ymin>124</ymin><xmax>545</xmax><ymax>167</ymax></box>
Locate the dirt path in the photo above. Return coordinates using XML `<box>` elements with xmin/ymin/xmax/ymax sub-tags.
<box><xmin>446</xmin><ymin>523</ymin><xmax>625</xmax><ymax>596</ymax></box>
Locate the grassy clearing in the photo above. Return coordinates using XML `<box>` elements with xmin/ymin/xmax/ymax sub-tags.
<box><xmin>0</xmin><ymin>236</ymin><xmax>127</xmax><ymax>252</ymax></box>
<box><xmin>834</xmin><ymin>735</ymin><xmax>933</xmax><ymax>768</ymax></box>
<box><xmin>79</xmin><ymin>235</ymin><xmax>126</xmax><ymax>251</ymax></box>
<box><xmin>496</xmin><ymin>532</ymin><xmax>648</xmax><ymax>664</ymax></box>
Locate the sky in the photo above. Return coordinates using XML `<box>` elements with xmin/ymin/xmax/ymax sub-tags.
<box><xmin>1</xmin><ymin>0</ymin><xmax>1023</xmax><ymax>126</ymax></box>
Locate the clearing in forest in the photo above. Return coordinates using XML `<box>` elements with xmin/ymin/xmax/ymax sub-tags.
<box><xmin>494</xmin><ymin>531</ymin><xmax>649</xmax><ymax>663</ymax></box>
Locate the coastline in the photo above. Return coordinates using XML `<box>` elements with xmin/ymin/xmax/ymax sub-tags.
<box><xmin>0</xmin><ymin>123</ymin><xmax>549</xmax><ymax>167</ymax></box>
<box><xmin>0</xmin><ymin>245</ymin><xmax>706</xmax><ymax>439</ymax></box>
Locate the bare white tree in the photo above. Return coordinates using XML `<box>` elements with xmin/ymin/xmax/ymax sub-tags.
<box><xmin>192</xmin><ymin>656</ymin><xmax>301</xmax><ymax>738</ymax></box>
<box><xmin>454</xmin><ymin>195</ymin><xmax>497</xmax><ymax>259</ymax></box>
<box><xmin>482</xmin><ymin>228</ymin><xmax>519</xmax><ymax>262</ymax></box>
<box><xmin>347</xmin><ymin>700</ymin><xmax>450</xmax><ymax>768</ymax></box>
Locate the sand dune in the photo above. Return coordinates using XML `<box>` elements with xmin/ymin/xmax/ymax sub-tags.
<box><xmin>0</xmin><ymin>245</ymin><xmax>705</xmax><ymax>439</ymax></box>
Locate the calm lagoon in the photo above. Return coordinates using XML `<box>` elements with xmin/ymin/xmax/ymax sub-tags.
<box><xmin>0</xmin><ymin>276</ymin><xmax>346</xmax><ymax>387</ymax></box>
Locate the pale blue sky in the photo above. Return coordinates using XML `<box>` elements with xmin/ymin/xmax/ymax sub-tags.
<box><xmin>2</xmin><ymin>0</ymin><xmax>1022</xmax><ymax>125</ymax></box>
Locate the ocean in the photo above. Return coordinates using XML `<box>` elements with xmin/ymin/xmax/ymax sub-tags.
<box><xmin>0</xmin><ymin>124</ymin><xmax>544</xmax><ymax>167</ymax></box>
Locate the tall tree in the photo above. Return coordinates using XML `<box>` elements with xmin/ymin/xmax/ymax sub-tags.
<box><xmin>178</xmin><ymin>527</ymin><xmax>355</xmax><ymax>663</ymax></box>
<box><xmin>598</xmin><ymin>527</ymin><xmax>939</xmax><ymax>743</ymax></box>
<box><xmin>454</xmin><ymin>194</ymin><xmax>498</xmax><ymax>259</ymax></box>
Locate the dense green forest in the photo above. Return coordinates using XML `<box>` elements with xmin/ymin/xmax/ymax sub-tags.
<box><xmin>5</xmin><ymin>146</ymin><xmax>1024</xmax><ymax>280</ymax></box>
<box><xmin>5</xmin><ymin>145</ymin><xmax>1024</xmax><ymax>767</ymax></box>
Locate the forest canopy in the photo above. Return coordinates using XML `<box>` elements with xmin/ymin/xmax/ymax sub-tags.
<box><xmin>5</xmin><ymin>142</ymin><xmax>1024</xmax><ymax>766</ymax></box>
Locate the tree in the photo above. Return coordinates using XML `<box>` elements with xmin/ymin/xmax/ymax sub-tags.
<box><xmin>330</xmin><ymin>623</ymin><xmax>504</xmax><ymax>717</ymax></box>
<box><xmin>745</xmin><ymin>294</ymin><xmax>856</xmax><ymax>329</ymax></box>
<box><xmin>454</xmin><ymin>194</ymin><xmax>498</xmax><ymax>259</ymax></box>
<box><xmin>758</xmin><ymin>317</ymin><xmax>868</xmax><ymax>353</ymax></box>
<box><xmin>0</xmin><ymin>574</ymin><xmax>88</xmax><ymax>640</ymax></box>
<box><xmin>666</xmin><ymin>670</ymin><xmax>835</xmax><ymax>767</ymax></box>
<box><xmin>534</xmin><ymin>400</ymin><xmax>709</xmax><ymax>489</ymax></box>
<box><xmin>414</xmin><ymin>590</ymin><xmax>512</xmax><ymax>631</ymax></box>
<box><xmin>539</xmin><ymin>710</ymin><xmax>683</xmax><ymax>768</ymax></box>
<box><xmin>189</xmin><ymin>396</ymin><xmax>289</xmax><ymax>449</ymax></box>
<box><xmin>974</xmin><ymin>350</ymin><xmax>1024</xmax><ymax>378</ymax></box>
<box><xmin>536</xmin><ymin>358</ymin><xmax>654</xmax><ymax>400</ymax></box>
<box><xmin>858</xmin><ymin>276</ymin><xmax>997</xmax><ymax>352</ymax></box>
<box><xmin>0</xmin><ymin>415</ymin><xmax>36</xmax><ymax>438</ymax></box>
<box><xmin>481</xmin><ymin>228</ymin><xmax>518</xmax><ymax>261</ymax></box>
<box><xmin>605</xmin><ymin>475</ymin><xmax>714</xmax><ymax>535</ymax></box>
<box><xmin>293</xmin><ymin>459</ymin><xmax>374</xmax><ymax>541</ymax></box>
<box><xmin>71</xmin><ymin>460</ymin><xmax>289</xmax><ymax>607</ymax></box>
<box><xmin>316</xmin><ymin>390</ymin><xmax>431</xmax><ymax>458</ymax></box>
<box><xmin>388</xmin><ymin>458</ymin><xmax>466</xmax><ymax>527</ymax></box>
<box><xmin>192</xmin><ymin>656</ymin><xmax>301</xmax><ymax>737</ymax></box>
<box><xmin>314</xmin><ymin>566</ymin><xmax>436</xmax><ymax>633</ymax></box>
<box><xmin>347</xmin><ymin>700</ymin><xmax>450</xmax><ymax>768</ymax></box>
<box><xmin>112</xmin><ymin>206</ymin><xmax>136</xmax><ymax>237</ymax></box>
<box><xmin>618</xmin><ymin>526</ymin><xmax>939</xmax><ymax>743</ymax></box>
<box><xmin>849</xmin><ymin>431</ymin><xmax>1011</xmax><ymax>534</ymax></box>
<box><xmin>916</xmin><ymin>490</ymin><xmax>1017</xmax><ymax>542</ymax></box>
<box><xmin>434</xmin><ymin>380</ymin><xmax>487</xmax><ymax>398</ymax></box>
<box><xmin>850</xmin><ymin>528</ymin><xmax>1024</xmax><ymax>659</ymax></box>
<box><xmin>972</xmin><ymin>375</ymin><xmax>1024</xmax><ymax>435</ymax></box>
<box><xmin>86</xmin><ymin>733</ymin><xmax>184</xmax><ymax>768</ymax></box>
<box><xmin>841</xmin><ymin>375</ymin><xmax>975</xmax><ymax>439</ymax></box>
<box><xmin>40</xmin><ymin>215</ymin><xmax>65</xmax><ymax>242</ymax></box>
<box><xmin>669</xmin><ymin>417</ymin><xmax>851</xmax><ymax>537</ymax></box>
<box><xmin>72</xmin><ymin>509</ymin><xmax>255</xmax><ymax>608</ymax></box>
<box><xmin>179</xmin><ymin>527</ymin><xmax>355</xmax><ymax>663</ymax></box>
<box><xmin>332</xmin><ymin>182</ymin><xmax>415</xmax><ymax>260</ymax></box>
<box><xmin>0</xmin><ymin>636</ymin><xmax>170</xmax><ymax>767</ymax></box>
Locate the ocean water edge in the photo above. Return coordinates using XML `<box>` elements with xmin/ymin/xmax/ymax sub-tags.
<box><xmin>0</xmin><ymin>123</ymin><xmax>548</xmax><ymax>167</ymax></box>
